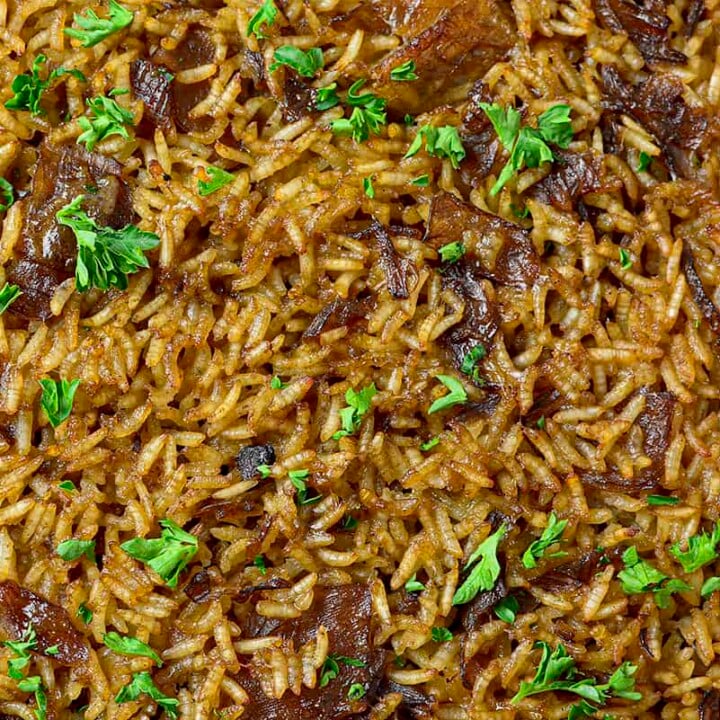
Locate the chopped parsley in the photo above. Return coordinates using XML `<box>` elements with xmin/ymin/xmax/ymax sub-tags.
<box><xmin>404</xmin><ymin>114</ymin><xmax>414</xmax><ymax>125</ymax></box>
<box><xmin>0</xmin><ymin>178</ymin><xmax>14</xmax><ymax>212</ymax></box>
<box><xmin>253</xmin><ymin>554</ymin><xmax>268</xmax><ymax>574</ymax></box>
<box><xmin>479</xmin><ymin>102</ymin><xmax>574</xmax><ymax>195</ymax></box>
<box><xmin>247</xmin><ymin>0</ymin><xmax>278</xmax><ymax>39</ymax></box>
<box><xmin>77</xmin><ymin>95</ymin><xmax>135</xmax><ymax>151</ymax></box>
<box><xmin>331</xmin><ymin>81</ymin><xmax>387</xmax><ymax>143</ymax></box>
<box><xmin>56</xmin><ymin>195</ymin><xmax>159</xmax><ymax>292</ymax></box>
<box><xmin>637</xmin><ymin>151</ymin><xmax>652</xmax><ymax>172</ymax></box>
<box><xmin>493</xmin><ymin>595</ymin><xmax>519</xmax><ymax>624</ymax></box>
<box><xmin>270</xmin><ymin>375</ymin><xmax>285</xmax><ymax>389</ymax></box>
<box><xmin>647</xmin><ymin>495</ymin><xmax>679</xmax><ymax>506</ymax></box>
<box><xmin>342</xmin><ymin>515</ymin><xmax>358</xmax><ymax>530</ymax></box>
<box><xmin>77</xmin><ymin>603</ymin><xmax>93</xmax><ymax>624</ymax></box>
<box><xmin>521</xmin><ymin>512</ymin><xmax>568</xmax><ymax>569</ymax></box>
<box><xmin>428</xmin><ymin>374</ymin><xmax>467</xmax><ymax>414</ymax></box>
<box><xmin>17</xmin><ymin>675</ymin><xmax>47</xmax><ymax>720</ymax></box>
<box><xmin>420</xmin><ymin>436</ymin><xmax>440</xmax><ymax>451</ymax></box>
<box><xmin>390</xmin><ymin>60</ymin><xmax>418</xmax><ymax>82</ymax></box>
<box><xmin>460</xmin><ymin>344</ymin><xmax>486</xmax><ymax>384</ymax></box>
<box><xmin>512</xmin><ymin>641</ymin><xmax>641</xmax><ymax>713</ymax></box>
<box><xmin>332</xmin><ymin>383</ymin><xmax>377</xmax><ymax>439</ymax></box>
<box><xmin>319</xmin><ymin>654</ymin><xmax>366</xmax><ymax>687</ymax></box>
<box><xmin>256</xmin><ymin>464</ymin><xmax>272</xmax><ymax>478</ymax></box>
<box><xmin>45</xmin><ymin>646</ymin><xmax>59</xmax><ymax>657</ymax></box>
<box><xmin>404</xmin><ymin>574</ymin><xmax>425</xmax><ymax>593</ymax></box>
<box><xmin>3</xmin><ymin>625</ymin><xmax>38</xmax><ymax>679</ymax></box>
<box><xmin>56</xmin><ymin>539</ymin><xmax>96</xmax><ymax>562</ymax></box>
<box><xmin>103</xmin><ymin>632</ymin><xmax>163</xmax><ymax>666</ymax></box>
<box><xmin>289</xmin><ymin>468</ymin><xmax>321</xmax><ymax>505</ymax></box>
<box><xmin>618</xmin><ymin>546</ymin><xmax>691</xmax><ymax>608</ymax></box>
<box><xmin>314</xmin><ymin>83</ymin><xmax>340</xmax><ymax>111</ymax></box>
<box><xmin>65</xmin><ymin>0</ymin><xmax>134</xmax><ymax>47</ymax></box>
<box><xmin>363</xmin><ymin>176</ymin><xmax>375</xmax><ymax>199</ymax></box>
<box><xmin>120</xmin><ymin>519</ymin><xmax>198</xmax><ymax>588</ymax></box>
<box><xmin>115</xmin><ymin>671</ymin><xmax>178</xmax><ymax>719</ymax></box>
<box><xmin>453</xmin><ymin>523</ymin><xmax>506</xmax><ymax>605</ymax></box>
<box><xmin>39</xmin><ymin>378</ymin><xmax>80</xmax><ymax>428</ymax></box>
<box><xmin>58</xmin><ymin>480</ymin><xmax>76</xmax><ymax>493</ymax></box>
<box><xmin>347</xmin><ymin>683</ymin><xmax>366</xmax><ymax>700</ymax></box>
<box><xmin>404</xmin><ymin>125</ymin><xmax>466</xmax><ymax>169</ymax></box>
<box><xmin>537</xmin><ymin>416</ymin><xmax>546</xmax><ymax>429</ymax></box>
<box><xmin>431</xmin><ymin>627</ymin><xmax>453</xmax><ymax>643</ymax></box>
<box><xmin>197</xmin><ymin>166</ymin><xmax>234</xmax><ymax>196</ymax></box>
<box><xmin>0</xmin><ymin>282</ymin><xmax>21</xmax><ymax>315</ymax></box>
<box><xmin>270</xmin><ymin>46</ymin><xmax>323</xmax><ymax>78</ymax></box>
<box><xmin>670</xmin><ymin>523</ymin><xmax>720</xmax><ymax>573</ymax></box>
<box><xmin>411</xmin><ymin>174</ymin><xmax>429</xmax><ymax>187</ymax></box>
<box><xmin>108</xmin><ymin>87</ymin><xmax>130</xmax><ymax>97</ymax></box>
<box><xmin>701</xmin><ymin>576</ymin><xmax>720</xmax><ymax>597</ymax></box>
<box><xmin>619</xmin><ymin>248</ymin><xmax>632</xmax><ymax>270</ymax></box>
<box><xmin>438</xmin><ymin>241</ymin><xmax>465</xmax><ymax>264</ymax></box>
<box><xmin>5</xmin><ymin>55</ymin><xmax>85</xmax><ymax>116</ymax></box>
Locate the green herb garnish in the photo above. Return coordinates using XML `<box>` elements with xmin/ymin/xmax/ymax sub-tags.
<box><xmin>331</xmin><ymin>80</ymin><xmax>387</xmax><ymax>143</ymax></box>
<box><xmin>347</xmin><ymin>683</ymin><xmax>366</xmax><ymax>700</ymax></box>
<box><xmin>56</xmin><ymin>195</ymin><xmax>159</xmax><ymax>292</ymax></box>
<box><xmin>493</xmin><ymin>596</ymin><xmax>519</xmax><ymax>624</ymax></box>
<box><xmin>428</xmin><ymin>374</ymin><xmax>467</xmax><ymax>414</ymax></box>
<box><xmin>670</xmin><ymin>523</ymin><xmax>720</xmax><ymax>573</ymax></box>
<box><xmin>253</xmin><ymin>554</ymin><xmax>267</xmax><ymax>574</ymax></box>
<box><xmin>115</xmin><ymin>671</ymin><xmax>178</xmax><ymax>719</ymax></box>
<box><xmin>342</xmin><ymin>515</ymin><xmax>358</xmax><ymax>530</ymax></box>
<box><xmin>319</xmin><ymin>654</ymin><xmax>366</xmax><ymax>687</ymax></box>
<box><xmin>0</xmin><ymin>282</ymin><xmax>21</xmax><ymax>315</ymax></box>
<box><xmin>618</xmin><ymin>546</ymin><xmax>691</xmax><ymax>608</ymax></box>
<box><xmin>390</xmin><ymin>60</ymin><xmax>418</xmax><ymax>82</ymax></box>
<box><xmin>120</xmin><ymin>519</ymin><xmax>198</xmax><ymax>588</ymax></box>
<box><xmin>438</xmin><ymin>241</ymin><xmax>465</xmax><ymax>264</ymax></box>
<box><xmin>39</xmin><ymin>378</ymin><xmax>80</xmax><ymax>428</ymax></box>
<box><xmin>460</xmin><ymin>344</ymin><xmax>486</xmax><ymax>384</ymax></box>
<box><xmin>197</xmin><ymin>166</ymin><xmax>234</xmax><ymax>196</ymax></box>
<box><xmin>56</xmin><ymin>539</ymin><xmax>95</xmax><ymax>562</ymax></box>
<box><xmin>103</xmin><ymin>632</ymin><xmax>162</xmax><ymax>666</ymax></box>
<box><xmin>332</xmin><ymin>383</ymin><xmax>377</xmax><ymax>439</ymax></box>
<box><xmin>247</xmin><ymin>0</ymin><xmax>278</xmax><ymax>40</ymax></box>
<box><xmin>58</xmin><ymin>480</ymin><xmax>76</xmax><ymax>493</ymax></box>
<box><xmin>701</xmin><ymin>576</ymin><xmax>720</xmax><ymax>597</ymax></box>
<box><xmin>315</xmin><ymin>83</ymin><xmax>340</xmax><ymax>111</ymax></box>
<box><xmin>404</xmin><ymin>125</ymin><xmax>466</xmax><ymax>169</ymax></box>
<box><xmin>411</xmin><ymin>174</ymin><xmax>429</xmax><ymax>187</ymax></box>
<box><xmin>363</xmin><ymin>176</ymin><xmax>375</xmax><ymax>198</ymax></box>
<box><xmin>256</xmin><ymin>464</ymin><xmax>272</xmax><ymax>478</ymax></box>
<box><xmin>270</xmin><ymin>375</ymin><xmax>285</xmax><ymax>389</ymax></box>
<box><xmin>619</xmin><ymin>248</ymin><xmax>632</xmax><ymax>270</ymax></box>
<box><xmin>647</xmin><ymin>495</ymin><xmax>679</xmax><ymax>506</ymax></box>
<box><xmin>537</xmin><ymin>416</ymin><xmax>546</xmax><ymax>429</ymax></box>
<box><xmin>420</xmin><ymin>437</ymin><xmax>440</xmax><ymax>451</ymax></box>
<box><xmin>637</xmin><ymin>151</ymin><xmax>651</xmax><ymax>172</ymax></box>
<box><xmin>270</xmin><ymin>46</ymin><xmax>323</xmax><ymax>78</ymax></box>
<box><xmin>289</xmin><ymin>468</ymin><xmax>321</xmax><ymax>505</ymax></box>
<box><xmin>453</xmin><ymin>523</ymin><xmax>506</xmax><ymax>605</ymax></box>
<box><xmin>431</xmin><ymin>627</ymin><xmax>453</xmax><ymax>643</ymax></box>
<box><xmin>65</xmin><ymin>0</ymin><xmax>133</xmax><ymax>48</ymax></box>
<box><xmin>77</xmin><ymin>603</ymin><xmax>93</xmax><ymax>624</ymax></box>
<box><xmin>4</xmin><ymin>625</ymin><xmax>37</xmax><ymax>679</ymax></box>
<box><xmin>521</xmin><ymin>512</ymin><xmax>568</xmax><ymax>569</ymax></box>
<box><xmin>405</xmin><ymin>574</ymin><xmax>425</xmax><ymax>593</ymax></box>
<box><xmin>17</xmin><ymin>675</ymin><xmax>47</xmax><ymax>720</ymax></box>
<box><xmin>77</xmin><ymin>95</ymin><xmax>134</xmax><ymax>151</ymax></box>
<box><xmin>45</xmin><ymin>646</ymin><xmax>59</xmax><ymax>656</ymax></box>
<box><xmin>0</xmin><ymin>178</ymin><xmax>14</xmax><ymax>212</ymax></box>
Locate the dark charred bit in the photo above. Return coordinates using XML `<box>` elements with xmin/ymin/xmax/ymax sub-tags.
<box><xmin>7</xmin><ymin>142</ymin><xmax>135</xmax><ymax>320</ymax></box>
<box><xmin>460</xmin><ymin>80</ymin><xmax>501</xmax><ymax>186</ymax></box>
<box><xmin>530</xmin><ymin>151</ymin><xmax>604</xmax><ymax>213</ymax></box>
<box><xmin>282</xmin><ymin>72</ymin><xmax>315</xmax><ymax>123</ymax></box>
<box><xmin>233</xmin><ymin>577</ymin><xmax>292</xmax><ymax>602</ymax></box>
<box><xmin>130</xmin><ymin>58</ymin><xmax>174</xmax><ymax>129</ymax></box>
<box><xmin>685</xmin><ymin>0</ymin><xmax>706</xmax><ymax>37</ymax></box>
<box><xmin>457</xmin><ymin>578</ymin><xmax>507</xmax><ymax>633</ymax></box>
<box><xmin>0</xmin><ymin>580</ymin><xmax>90</xmax><ymax>667</ymax></box>
<box><xmin>303</xmin><ymin>296</ymin><xmax>374</xmax><ymax>339</ymax></box>
<box><xmin>600</xmin><ymin>66</ymin><xmax>708</xmax><ymax>179</ymax></box>
<box><xmin>236</xmin><ymin>584</ymin><xmax>383</xmax><ymax>720</ymax></box>
<box><xmin>700</xmin><ymin>689</ymin><xmax>720</xmax><ymax>720</ymax></box>
<box><xmin>593</xmin><ymin>0</ymin><xmax>686</xmax><ymax>66</ymax></box>
<box><xmin>236</xmin><ymin>444</ymin><xmax>276</xmax><ymax>480</ymax></box>
<box><xmin>681</xmin><ymin>247</ymin><xmax>720</xmax><ymax>335</ymax></box>
<box><xmin>184</xmin><ymin>568</ymin><xmax>212</xmax><ymax>603</ymax></box>
<box><xmin>533</xmin><ymin>551</ymin><xmax>602</xmax><ymax>592</ymax></box>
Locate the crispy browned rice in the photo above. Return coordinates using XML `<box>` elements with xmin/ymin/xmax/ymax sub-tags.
<box><xmin>2</xmin><ymin>1</ymin><xmax>720</xmax><ymax>719</ymax></box>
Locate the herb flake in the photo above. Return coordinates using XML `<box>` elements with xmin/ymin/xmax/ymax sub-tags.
<box><xmin>39</xmin><ymin>378</ymin><xmax>80</xmax><ymax>428</ymax></box>
<box><xmin>65</xmin><ymin>0</ymin><xmax>133</xmax><ymax>48</ymax></box>
<box><xmin>0</xmin><ymin>282</ymin><xmax>21</xmax><ymax>315</ymax></box>
<box><xmin>521</xmin><ymin>512</ymin><xmax>568</xmax><ymax>569</ymax></box>
<box><xmin>453</xmin><ymin>523</ymin><xmax>506</xmax><ymax>605</ymax></box>
<box><xmin>428</xmin><ymin>374</ymin><xmax>467</xmax><ymax>414</ymax></box>
<box><xmin>103</xmin><ymin>632</ymin><xmax>163</xmax><ymax>666</ymax></box>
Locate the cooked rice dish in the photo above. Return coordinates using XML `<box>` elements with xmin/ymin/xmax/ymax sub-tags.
<box><xmin>2</xmin><ymin>0</ymin><xmax>720</xmax><ymax>718</ymax></box>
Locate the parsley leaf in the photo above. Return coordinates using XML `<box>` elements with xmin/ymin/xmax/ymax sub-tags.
<box><xmin>618</xmin><ymin>546</ymin><xmax>691</xmax><ymax>608</ymax></box>
<box><xmin>521</xmin><ymin>512</ymin><xmax>568</xmax><ymax>569</ymax></box>
<box><xmin>363</xmin><ymin>176</ymin><xmax>375</xmax><ymax>198</ymax></box>
<box><xmin>701</xmin><ymin>576</ymin><xmax>720</xmax><ymax>597</ymax></box>
<box><xmin>347</xmin><ymin>683</ymin><xmax>366</xmax><ymax>700</ymax></box>
<box><xmin>331</xmin><ymin>82</ymin><xmax>387</xmax><ymax>143</ymax></box>
<box><xmin>270</xmin><ymin>375</ymin><xmax>285</xmax><ymax>389</ymax></box>
<box><xmin>404</xmin><ymin>125</ymin><xmax>466</xmax><ymax>169</ymax></box>
<box><xmin>289</xmin><ymin>468</ymin><xmax>321</xmax><ymax>505</ymax></box>
<box><xmin>671</xmin><ymin>523</ymin><xmax>720</xmax><ymax>573</ymax></box>
<box><xmin>103</xmin><ymin>632</ymin><xmax>163</xmax><ymax>666</ymax></box>
<box><xmin>65</xmin><ymin>0</ymin><xmax>133</xmax><ymax>48</ymax></box>
<box><xmin>460</xmin><ymin>344</ymin><xmax>486</xmax><ymax>384</ymax></box>
<box><xmin>420</xmin><ymin>436</ymin><xmax>440</xmax><ymax>451</ymax></box>
<box><xmin>428</xmin><ymin>374</ymin><xmax>467</xmax><ymax>414</ymax></box>
<box><xmin>253</xmin><ymin>554</ymin><xmax>267</xmax><ymax>574</ymax></box>
<box><xmin>39</xmin><ymin>378</ymin><xmax>80</xmax><ymax>428</ymax></box>
<box><xmin>647</xmin><ymin>495</ymin><xmax>679</xmax><ymax>506</ymax></box>
<box><xmin>115</xmin><ymin>671</ymin><xmax>178</xmax><ymax>719</ymax></box>
<box><xmin>77</xmin><ymin>95</ymin><xmax>135</xmax><ymax>151</ymax></box>
<box><xmin>17</xmin><ymin>675</ymin><xmax>47</xmax><ymax>720</ymax></box>
<box><xmin>4</xmin><ymin>625</ymin><xmax>38</xmax><ymax>679</ymax></box>
<box><xmin>411</xmin><ymin>174</ymin><xmax>429</xmax><ymax>187</ymax></box>
<box><xmin>77</xmin><ymin>603</ymin><xmax>93</xmax><ymax>624</ymax></box>
<box><xmin>438</xmin><ymin>241</ymin><xmax>465</xmax><ymax>264</ymax></box>
<box><xmin>478</xmin><ymin>102</ymin><xmax>521</xmax><ymax>151</ymax></box>
<box><xmin>332</xmin><ymin>383</ymin><xmax>377</xmax><ymax>439</ymax></box>
<box><xmin>537</xmin><ymin>104</ymin><xmax>574</xmax><ymax>147</ymax></box>
<box><xmin>431</xmin><ymin>627</ymin><xmax>453</xmax><ymax>642</ymax></box>
<box><xmin>0</xmin><ymin>282</ymin><xmax>21</xmax><ymax>315</ymax></box>
<box><xmin>45</xmin><ymin>645</ymin><xmax>59</xmax><ymax>656</ymax></box>
<box><xmin>453</xmin><ymin>523</ymin><xmax>506</xmax><ymax>605</ymax></box>
<box><xmin>270</xmin><ymin>46</ymin><xmax>323</xmax><ymax>78</ymax></box>
<box><xmin>120</xmin><ymin>519</ymin><xmax>198</xmax><ymax>588</ymax></box>
<box><xmin>256</xmin><ymin>464</ymin><xmax>272</xmax><ymax>478</ymax></box>
<box><xmin>56</xmin><ymin>195</ymin><xmax>159</xmax><ymax>292</ymax></box>
<box><xmin>197</xmin><ymin>166</ymin><xmax>234</xmax><ymax>196</ymax></box>
<box><xmin>637</xmin><ymin>151</ymin><xmax>652</xmax><ymax>172</ymax></box>
<box><xmin>342</xmin><ymin>515</ymin><xmax>358</xmax><ymax>530</ymax></box>
<box><xmin>619</xmin><ymin>248</ymin><xmax>632</xmax><ymax>270</ymax></box>
<box><xmin>537</xmin><ymin>416</ymin><xmax>546</xmax><ymax>429</ymax></box>
<box><xmin>58</xmin><ymin>480</ymin><xmax>76</xmax><ymax>493</ymax></box>
<box><xmin>0</xmin><ymin>178</ymin><xmax>13</xmax><ymax>212</ymax></box>
<box><xmin>314</xmin><ymin>83</ymin><xmax>340</xmax><ymax>111</ymax></box>
<box><xmin>493</xmin><ymin>595</ymin><xmax>519</xmax><ymax>624</ymax></box>
<box><xmin>390</xmin><ymin>60</ymin><xmax>418</xmax><ymax>82</ymax></box>
<box><xmin>56</xmin><ymin>539</ymin><xmax>95</xmax><ymax>562</ymax></box>
<box><xmin>247</xmin><ymin>0</ymin><xmax>278</xmax><ymax>40</ymax></box>
<box><xmin>405</xmin><ymin>574</ymin><xmax>425</xmax><ymax>593</ymax></box>
<box><xmin>319</xmin><ymin>654</ymin><xmax>366</xmax><ymax>687</ymax></box>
